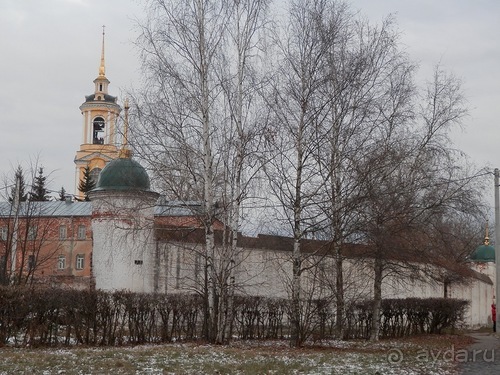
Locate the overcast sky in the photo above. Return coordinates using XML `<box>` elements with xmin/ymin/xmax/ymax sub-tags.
<box><xmin>1</xmin><ymin>0</ymin><xmax>499</xmax><ymax>203</ymax></box>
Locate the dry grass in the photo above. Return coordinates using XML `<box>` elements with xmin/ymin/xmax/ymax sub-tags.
<box><xmin>0</xmin><ymin>334</ymin><xmax>474</xmax><ymax>374</ymax></box>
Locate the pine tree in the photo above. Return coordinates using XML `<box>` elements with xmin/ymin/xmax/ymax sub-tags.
<box><xmin>8</xmin><ymin>165</ymin><xmax>28</xmax><ymax>203</ymax></box>
<box><xmin>78</xmin><ymin>166</ymin><xmax>96</xmax><ymax>201</ymax></box>
<box><xmin>58</xmin><ymin>186</ymin><xmax>67</xmax><ymax>201</ymax></box>
<box><xmin>29</xmin><ymin>167</ymin><xmax>50</xmax><ymax>201</ymax></box>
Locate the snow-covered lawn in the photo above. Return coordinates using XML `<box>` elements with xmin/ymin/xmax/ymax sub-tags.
<box><xmin>0</xmin><ymin>335</ymin><xmax>471</xmax><ymax>374</ymax></box>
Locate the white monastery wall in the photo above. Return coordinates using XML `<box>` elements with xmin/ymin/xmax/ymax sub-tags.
<box><xmin>152</xmin><ymin>243</ymin><xmax>492</xmax><ymax>326</ymax></box>
<box><xmin>92</xmin><ymin>213</ymin><xmax>494</xmax><ymax>328</ymax></box>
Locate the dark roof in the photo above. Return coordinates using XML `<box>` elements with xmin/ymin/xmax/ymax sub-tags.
<box><xmin>155</xmin><ymin>228</ymin><xmax>493</xmax><ymax>285</ymax></box>
<box><xmin>155</xmin><ymin>200</ymin><xmax>203</xmax><ymax>216</ymax></box>
<box><xmin>469</xmin><ymin>243</ymin><xmax>495</xmax><ymax>263</ymax></box>
<box><xmin>84</xmin><ymin>93</ymin><xmax>117</xmax><ymax>103</ymax></box>
<box><xmin>92</xmin><ymin>157</ymin><xmax>152</xmax><ymax>192</ymax></box>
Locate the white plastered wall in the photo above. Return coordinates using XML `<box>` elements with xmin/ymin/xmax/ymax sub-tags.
<box><xmin>91</xmin><ymin>191</ymin><xmax>158</xmax><ymax>293</ymax></box>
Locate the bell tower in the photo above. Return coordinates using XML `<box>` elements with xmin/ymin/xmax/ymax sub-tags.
<box><xmin>74</xmin><ymin>26</ymin><xmax>121</xmax><ymax>199</ymax></box>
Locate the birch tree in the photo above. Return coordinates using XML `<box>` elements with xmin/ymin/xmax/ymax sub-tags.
<box><xmin>263</xmin><ymin>0</ymin><xmax>332</xmax><ymax>347</ymax></box>
<box><xmin>214</xmin><ymin>0</ymin><xmax>270</xmax><ymax>343</ymax></box>
<box><xmin>310</xmin><ymin>6</ymin><xmax>416</xmax><ymax>337</ymax></box>
<box><xmin>130</xmin><ymin>0</ymin><xmax>486</xmax><ymax>345</ymax></box>
<box><xmin>131</xmin><ymin>0</ymin><xmax>228</xmax><ymax>342</ymax></box>
<box><xmin>132</xmin><ymin>0</ymin><xmax>269</xmax><ymax>343</ymax></box>
<box><xmin>360</xmin><ymin>66</ymin><xmax>483</xmax><ymax>341</ymax></box>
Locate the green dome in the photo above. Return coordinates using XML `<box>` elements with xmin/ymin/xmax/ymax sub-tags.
<box><xmin>470</xmin><ymin>243</ymin><xmax>495</xmax><ymax>263</ymax></box>
<box><xmin>93</xmin><ymin>158</ymin><xmax>151</xmax><ymax>192</ymax></box>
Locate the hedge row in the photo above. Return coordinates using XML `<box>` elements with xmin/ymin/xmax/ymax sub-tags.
<box><xmin>344</xmin><ymin>298</ymin><xmax>470</xmax><ymax>339</ymax></box>
<box><xmin>0</xmin><ymin>287</ymin><xmax>469</xmax><ymax>346</ymax></box>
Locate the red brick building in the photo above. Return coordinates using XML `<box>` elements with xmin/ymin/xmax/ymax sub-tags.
<box><xmin>0</xmin><ymin>199</ymin><xmax>213</xmax><ymax>288</ymax></box>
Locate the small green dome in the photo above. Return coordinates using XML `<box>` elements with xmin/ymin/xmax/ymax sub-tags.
<box><xmin>93</xmin><ymin>158</ymin><xmax>151</xmax><ymax>192</ymax></box>
<box><xmin>470</xmin><ymin>243</ymin><xmax>495</xmax><ymax>263</ymax></box>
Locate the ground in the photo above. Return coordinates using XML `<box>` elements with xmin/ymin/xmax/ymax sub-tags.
<box><xmin>458</xmin><ymin>331</ymin><xmax>500</xmax><ymax>375</ymax></box>
<box><xmin>0</xmin><ymin>334</ymin><xmax>476</xmax><ymax>374</ymax></box>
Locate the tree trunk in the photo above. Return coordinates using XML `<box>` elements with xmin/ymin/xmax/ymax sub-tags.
<box><xmin>335</xmin><ymin>245</ymin><xmax>344</xmax><ymax>338</ymax></box>
<box><xmin>291</xmin><ymin>238</ymin><xmax>302</xmax><ymax>347</ymax></box>
<box><xmin>370</xmin><ymin>255</ymin><xmax>383</xmax><ymax>341</ymax></box>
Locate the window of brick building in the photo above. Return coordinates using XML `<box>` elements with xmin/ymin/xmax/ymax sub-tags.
<box><xmin>27</xmin><ymin>226</ymin><xmax>37</xmax><ymax>240</ymax></box>
<box><xmin>76</xmin><ymin>254</ymin><xmax>85</xmax><ymax>270</ymax></box>
<box><xmin>0</xmin><ymin>227</ymin><xmax>7</xmax><ymax>241</ymax></box>
<box><xmin>58</xmin><ymin>255</ymin><xmax>66</xmax><ymax>270</ymax></box>
<box><xmin>77</xmin><ymin>225</ymin><xmax>86</xmax><ymax>240</ymax></box>
<box><xmin>59</xmin><ymin>225</ymin><xmax>67</xmax><ymax>240</ymax></box>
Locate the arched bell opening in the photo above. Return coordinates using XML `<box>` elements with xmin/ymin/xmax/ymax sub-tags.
<box><xmin>93</xmin><ymin>117</ymin><xmax>105</xmax><ymax>144</ymax></box>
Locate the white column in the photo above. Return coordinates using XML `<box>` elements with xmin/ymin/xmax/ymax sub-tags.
<box><xmin>87</xmin><ymin>112</ymin><xmax>92</xmax><ymax>144</ymax></box>
<box><xmin>106</xmin><ymin>111</ymin><xmax>111</xmax><ymax>144</ymax></box>
<box><xmin>81</xmin><ymin>111</ymin><xmax>86</xmax><ymax>144</ymax></box>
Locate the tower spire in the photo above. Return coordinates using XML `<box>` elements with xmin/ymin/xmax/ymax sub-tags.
<box><xmin>75</xmin><ymin>26</ymin><xmax>121</xmax><ymax>199</ymax></box>
<box><xmin>119</xmin><ymin>99</ymin><xmax>132</xmax><ymax>158</ymax></box>
<box><xmin>99</xmin><ymin>25</ymin><xmax>106</xmax><ymax>77</ymax></box>
<box><xmin>93</xmin><ymin>26</ymin><xmax>110</xmax><ymax>96</ymax></box>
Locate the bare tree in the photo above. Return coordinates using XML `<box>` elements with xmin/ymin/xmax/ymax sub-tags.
<box><xmin>0</xmin><ymin>164</ymin><xmax>63</xmax><ymax>286</ymax></box>
<box><xmin>305</xmin><ymin>5</ymin><xmax>418</xmax><ymax>338</ymax></box>
<box><xmin>261</xmin><ymin>0</ymin><xmax>414</xmax><ymax>346</ymax></box>
<box><xmin>262</xmin><ymin>0</ymin><xmax>334</xmax><ymax>347</ymax></box>
<box><xmin>129</xmin><ymin>0</ymin><xmax>486</xmax><ymax>346</ymax></box>
<box><xmin>359</xmin><ymin>66</ymin><xmax>484</xmax><ymax>341</ymax></box>
<box><xmin>214</xmin><ymin>0</ymin><xmax>271</xmax><ymax>343</ymax></box>
<box><xmin>131</xmin><ymin>0</ymin><xmax>270</xmax><ymax>343</ymax></box>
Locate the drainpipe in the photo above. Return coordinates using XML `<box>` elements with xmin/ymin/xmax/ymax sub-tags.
<box><xmin>10</xmin><ymin>175</ymin><xmax>21</xmax><ymax>283</ymax></box>
<box><xmin>494</xmin><ymin>168</ymin><xmax>500</xmax><ymax>326</ymax></box>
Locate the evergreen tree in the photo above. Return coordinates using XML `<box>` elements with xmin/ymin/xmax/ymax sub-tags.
<box><xmin>78</xmin><ymin>166</ymin><xmax>96</xmax><ymax>201</ymax></box>
<box><xmin>29</xmin><ymin>167</ymin><xmax>50</xmax><ymax>201</ymax></box>
<box><xmin>8</xmin><ymin>165</ymin><xmax>28</xmax><ymax>203</ymax></box>
<box><xmin>58</xmin><ymin>186</ymin><xmax>67</xmax><ymax>201</ymax></box>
